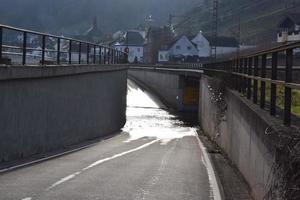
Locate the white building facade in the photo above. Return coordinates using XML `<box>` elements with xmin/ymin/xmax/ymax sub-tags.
<box><xmin>277</xmin><ymin>13</ymin><xmax>300</xmax><ymax>43</ymax></box>
<box><xmin>113</xmin><ymin>30</ymin><xmax>145</xmax><ymax>63</ymax></box>
<box><xmin>168</xmin><ymin>36</ymin><xmax>199</xmax><ymax>57</ymax></box>
<box><xmin>191</xmin><ymin>31</ymin><xmax>211</xmax><ymax>57</ymax></box>
<box><xmin>114</xmin><ymin>45</ymin><xmax>143</xmax><ymax>63</ymax></box>
<box><xmin>157</xmin><ymin>32</ymin><xmax>240</xmax><ymax>63</ymax></box>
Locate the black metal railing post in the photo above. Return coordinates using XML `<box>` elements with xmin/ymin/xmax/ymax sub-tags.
<box><xmin>103</xmin><ymin>47</ymin><xmax>106</xmax><ymax>64</ymax></box>
<box><xmin>253</xmin><ymin>56</ymin><xmax>259</xmax><ymax>104</ymax></box>
<box><xmin>57</xmin><ymin>38</ymin><xmax>60</xmax><ymax>65</ymax></box>
<box><xmin>247</xmin><ymin>57</ymin><xmax>252</xmax><ymax>99</ymax></box>
<box><xmin>112</xmin><ymin>49</ymin><xmax>114</xmax><ymax>64</ymax></box>
<box><xmin>111</xmin><ymin>49</ymin><xmax>113</xmax><ymax>64</ymax></box>
<box><xmin>270</xmin><ymin>52</ymin><xmax>278</xmax><ymax>116</ymax></box>
<box><xmin>93</xmin><ymin>45</ymin><xmax>96</xmax><ymax>64</ymax></box>
<box><xmin>78</xmin><ymin>42</ymin><xmax>81</xmax><ymax>64</ymax></box>
<box><xmin>284</xmin><ymin>48</ymin><xmax>293</xmax><ymax>126</ymax></box>
<box><xmin>0</xmin><ymin>27</ymin><xmax>3</xmax><ymax>62</ymax></box>
<box><xmin>239</xmin><ymin>58</ymin><xmax>243</xmax><ymax>93</ymax></box>
<box><xmin>99</xmin><ymin>47</ymin><xmax>102</xmax><ymax>64</ymax></box>
<box><xmin>22</xmin><ymin>32</ymin><xmax>27</xmax><ymax>65</ymax></box>
<box><xmin>41</xmin><ymin>35</ymin><xmax>46</xmax><ymax>65</ymax></box>
<box><xmin>243</xmin><ymin>57</ymin><xmax>248</xmax><ymax>94</ymax></box>
<box><xmin>69</xmin><ymin>40</ymin><xmax>72</xmax><ymax>64</ymax></box>
<box><xmin>107</xmin><ymin>48</ymin><xmax>110</xmax><ymax>64</ymax></box>
<box><xmin>116</xmin><ymin>50</ymin><xmax>119</xmax><ymax>64</ymax></box>
<box><xmin>260</xmin><ymin>54</ymin><xmax>267</xmax><ymax>109</ymax></box>
<box><xmin>235</xmin><ymin>59</ymin><xmax>238</xmax><ymax>90</ymax></box>
<box><xmin>87</xmin><ymin>44</ymin><xmax>90</xmax><ymax>64</ymax></box>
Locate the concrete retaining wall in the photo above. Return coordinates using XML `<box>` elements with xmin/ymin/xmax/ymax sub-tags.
<box><xmin>128</xmin><ymin>69</ymin><xmax>183</xmax><ymax>110</ymax></box>
<box><xmin>199</xmin><ymin>75</ymin><xmax>278</xmax><ymax>200</ymax></box>
<box><xmin>0</xmin><ymin>65</ymin><xmax>127</xmax><ymax>165</ymax></box>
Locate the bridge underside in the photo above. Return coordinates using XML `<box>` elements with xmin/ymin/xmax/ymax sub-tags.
<box><xmin>128</xmin><ymin>68</ymin><xmax>201</xmax><ymax>112</ymax></box>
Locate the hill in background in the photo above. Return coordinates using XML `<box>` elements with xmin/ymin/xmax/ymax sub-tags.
<box><xmin>175</xmin><ymin>0</ymin><xmax>300</xmax><ymax>46</ymax></box>
<box><xmin>0</xmin><ymin>0</ymin><xmax>198</xmax><ymax>38</ymax></box>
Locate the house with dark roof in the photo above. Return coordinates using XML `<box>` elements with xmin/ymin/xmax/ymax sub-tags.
<box><xmin>277</xmin><ymin>13</ymin><xmax>300</xmax><ymax>43</ymax></box>
<box><xmin>191</xmin><ymin>31</ymin><xmax>239</xmax><ymax>57</ymax></box>
<box><xmin>157</xmin><ymin>31</ymin><xmax>239</xmax><ymax>63</ymax></box>
<box><xmin>158</xmin><ymin>35</ymin><xmax>199</xmax><ymax>62</ymax></box>
<box><xmin>113</xmin><ymin>30</ymin><xmax>145</xmax><ymax>63</ymax></box>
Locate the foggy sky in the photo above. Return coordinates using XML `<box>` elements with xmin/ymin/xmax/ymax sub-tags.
<box><xmin>0</xmin><ymin>0</ymin><xmax>199</xmax><ymax>35</ymax></box>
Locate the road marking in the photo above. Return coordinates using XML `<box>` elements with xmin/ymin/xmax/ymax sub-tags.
<box><xmin>196</xmin><ymin>136</ymin><xmax>222</xmax><ymax>200</ymax></box>
<box><xmin>0</xmin><ymin>141</ymin><xmax>100</xmax><ymax>174</ymax></box>
<box><xmin>47</xmin><ymin>139</ymin><xmax>159</xmax><ymax>190</ymax></box>
<box><xmin>21</xmin><ymin>198</ymin><xmax>32</xmax><ymax>200</ymax></box>
<box><xmin>134</xmin><ymin>140</ymin><xmax>177</xmax><ymax>200</ymax></box>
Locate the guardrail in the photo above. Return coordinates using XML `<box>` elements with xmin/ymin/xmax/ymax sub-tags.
<box><xmin>129</xmin><ymin>63</ymin><xmax>203</xmax><ymax>70</ymax></box>
<box><xmin>0</xmin><ymin>24</ymin><xmax>127</xmax><ymax>65</ymax></box>
<box><xmin>203</xmin><ymin>41</ymin><xmax>300</xmax><ymax>126</ymax></box>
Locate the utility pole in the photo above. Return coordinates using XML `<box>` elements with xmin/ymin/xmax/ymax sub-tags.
<box><xmin>211</xmin><ymin>0</ymin><xmax>219</xmax><ymax>60</ymax></box>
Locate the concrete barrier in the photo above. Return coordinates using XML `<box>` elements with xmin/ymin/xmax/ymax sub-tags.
<box><xmin>0</xmin><ymin>65</ymin><xmax>127</xmax><ymax>165</ymax></box>
<box><xmin>199</xmin><ymin>75</ymin><xmax>283</xmax><ymax>200</ymax></box>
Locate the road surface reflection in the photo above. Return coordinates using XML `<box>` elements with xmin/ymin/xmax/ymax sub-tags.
<box><xmin>124</xmin><ymin>80</ymin><xmax>197</xmax><ymax>145</ymax></box>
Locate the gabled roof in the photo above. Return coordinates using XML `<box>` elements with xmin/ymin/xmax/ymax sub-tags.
<box><xmin>205</xmin><ymin>36</ymin><xmax>239</xmax><ymax>47</ymax></box>
<box><xmin>166</xmin><ymin>35</ymin><xmax>184</xmax><ymax>49</ymax></box>
<box><xmin>161</xmin><ymin>35</ymin><xmax>198</xmax><ymax>51</ymax></box>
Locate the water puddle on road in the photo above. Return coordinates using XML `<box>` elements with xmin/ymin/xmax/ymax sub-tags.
<box><xmin>123</xmin><ymin>80</ymin><xmax>197</xmax><ymax>145</ymax></box>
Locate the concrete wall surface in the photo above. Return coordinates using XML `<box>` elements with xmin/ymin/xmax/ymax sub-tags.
<box><xmin>128</xmin><ymin>69</ymin><xmax>183</xmax><ymax>110</ymax></box>
<box><xmin>0</xmin><ymin>65</ymin><xmax>127</xmax><ymax>165</ymax></box>
<box><xmin>199</xmin><ymin>75</ymin><xmax>277</xmax><ymax>200</ymax></box>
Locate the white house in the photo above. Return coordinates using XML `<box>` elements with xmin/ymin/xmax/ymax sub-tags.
<box><xmin>168</xmin><ymin>35</ymin><xmax>199</xmax><ymax>57</ymax></box>
<box><xmin>277</xmin><ymin>13</ymin><xmax>300</xmax><ymax>43</ymax></box>
<box><xmin>113</xmin><ymin>30</ymin><xmax>145</xmax><ymax>63</ymax></box>
<box><xmin>158</xmin><ymin>35</ymin><xmax>199</xmax><ymax>63</ymax></box>
<box><xmin>157</xmin><ymin>32</ymin><xmax>240</xmax><ymax>63</ymax></box>
<box><xmin>191</xmin><ymin>31</ymin><xmax>211</xmax><ymax>57</ymax></box>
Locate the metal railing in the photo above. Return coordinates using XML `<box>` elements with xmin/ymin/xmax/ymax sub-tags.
<box><xmin>0</xmin><ymin>24</ymin><xmax>127</xmax><ymax>65</ymax></box>
<box><xmin>203</xmin><ymin>41</ymin><xmax>300</xmax><ymax>126</ymax></box>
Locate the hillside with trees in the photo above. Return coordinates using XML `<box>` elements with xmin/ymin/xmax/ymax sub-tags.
<box><xmin>0</xmin><ymin>0</ymin><xmax>198</xmax><ymax>37</ymax></box>
<box><xmin>175</xmin><ymin>0</ymin><xmax>300</xmax><ymax>46</ymax></box>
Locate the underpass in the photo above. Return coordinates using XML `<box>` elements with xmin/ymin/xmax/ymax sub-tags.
<box><xmin>0</xmin><ymin>80</ymin><xmax>221</xmax><ymax>200</ymax></box>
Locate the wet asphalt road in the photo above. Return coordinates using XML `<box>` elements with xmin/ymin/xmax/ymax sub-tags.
<box><xmin>0</xmin><ymin>80</ymin><xmax>220</xmax><ymax>200</ymax></box>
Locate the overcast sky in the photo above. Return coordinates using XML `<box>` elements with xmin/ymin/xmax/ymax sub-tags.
<box><xmin>0</xmin><ymin>0</ymin><xmax>200</xmax><ymax>34</ymax></box>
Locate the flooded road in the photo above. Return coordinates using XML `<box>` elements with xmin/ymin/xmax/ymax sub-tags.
<box><xmin>0</xmin><ymin>80</ymin><xmax>221</xmax><ymax>200</ymax></box>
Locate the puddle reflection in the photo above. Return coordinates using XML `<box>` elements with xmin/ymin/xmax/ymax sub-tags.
<box><xmin>123</xmin><ymin>80</ymin><xmax>197</xmax><ymax>145</ymax></box>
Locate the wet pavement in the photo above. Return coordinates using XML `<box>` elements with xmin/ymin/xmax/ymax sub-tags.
<box><xmin>0</xmin><ymin>80</ymin><xmax>221</xmax><ymax>200</ymax></box>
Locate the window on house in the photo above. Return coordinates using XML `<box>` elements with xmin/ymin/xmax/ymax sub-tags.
<box><xmin>176</xmin><ymin>45</ymin><xmax>181</xmax><ymax>50</ymax></box>
<box><xmin>187</xmin><ymin>46</ymin><xmax>192</xmax><ymax>50</ymax></box>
